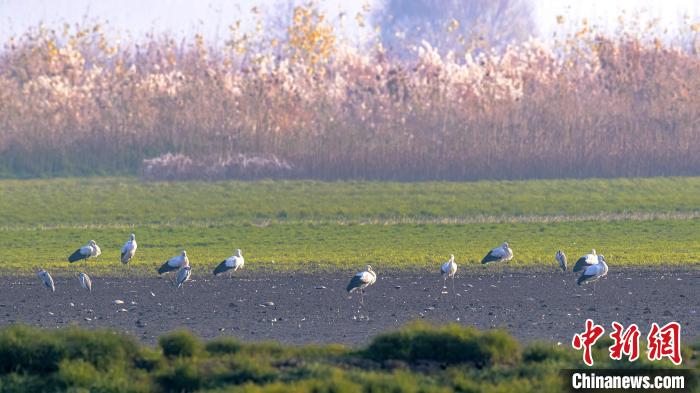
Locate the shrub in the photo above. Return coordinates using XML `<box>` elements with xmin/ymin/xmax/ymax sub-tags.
<box><xmin>155</xmin><ymin>358</ymin><xmax>203</xmax><ymax>392</ymax></box>
<box><xmin>0</xmin><ymin>325</ymin><xmax>65</xmax><ymax>374</ymax></box>
<box><xmin>363</xmin><ymin>322</ymin><xmax>521</xmax><ymax>368</ymax></box>
<box><xmin>56</xmin><ymin>359</ymin><xmax>98</xmax><ymax>389</ymax></box>
<box><xmin>0</xmin><ymin>326</ymin><xmax>152</xmax><ymax>392</ymax></box>
<box><xmin>205</xmin><ymin>337</ymin><xmax>242</xmax><ymax>355</ymax></box>
<box><xmin>159</xmin><ymin>330</ymin><xmax>202</xmax><ymax>358</ymax></box>
<box><xmin>523</xmin><ymin>342</ymin><xmax>573</xmax><ymax>363</ymax></box>
<box><xmin>133</xmin><ymin>347</ymin><xmax>163</xmax><ymax>372</ymax></box>
<box><xmin>0</xmin><ymin>324</ymin><xmax>693</xmax><ymax>392</ymax></box>
<box><xmin>239</xmin><ymin>341</ymin><xmax>289</xmax><ymax>358</ymax></box>
<box><xmin>227</xmin><ymin>378</ymin><xmax>362</xmax><ymax>393</ymax></box>
<box><xmin>59</xmin><ymin>327</ymin><xmax>141</xmax><ymax>371</ymax></box>
<box><xmin>213</xmin><ymin>357</ymin><xmax>278</xmax><ymax>386</ymax></box>
<box><xmin>355</xmin><ymin>370</ymin><xmax>446</xmax><ymax>393</ymax></box>
<box><xmin>0</xmin><ymin>373</ymin><xmax>53</xmax><ymax>393</ymax></box>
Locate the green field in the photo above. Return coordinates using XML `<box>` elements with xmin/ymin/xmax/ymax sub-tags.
<box><xmin>1</xmin><ymin>177</ymin><xmax>699</xmax><ymax>273</ymax></box>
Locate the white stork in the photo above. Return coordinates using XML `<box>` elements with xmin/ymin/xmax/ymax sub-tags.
<box><xmin>440</xmin><ymin>254</ymin><xmax>458</xmax><ymax>295</ymax></box>
<box><xmin>555</xmin><ymin>250</ymin><xmax>567</xmax><ymax>273</ymax></box>
<box><xmin>213</xmin><ymin>249</ymin><xmax>244</xmax><ymax>277</ymax></box>
<box><xmin>158</xmin><ymin>250</ymin><xmax>189</xmax><ymax>275</ymax></box>
<box><xmin>37</xmin><ymin>269</ymin><xmax>55</xmax><ymax>292</ymax></box>
<box><xmin>68</xmin><ymin>240</ymin><xmax>101</xmax><ymax>266</ymax></box>
<box><xmin>175</xmin><ymin>266</ymin><xmax>192</xmax><ymax>288</ymax></box>
<box><xmin>78</xmin><ymin>272</ymin><xmax>92</xmax><ymax>292</ymax></box>
<box><xmin>572</xmin><ymin>249</ymin><xmax>598</xmax><ymax>273</ymax></box>
<box><xmin>120</xmin><ymin>233</ymin><xmax>137</xmax><ymax>267</ymax></box>
<box><xmin>481</xmin><ymin>242</ymin><xmax>513</xmax><ymax>265</ymax></box>
<box><xmin>346</xmin><ymin>265</ymin><xmax>377</xmax><ymax>305</ymax></box>
<box><xmin>577</xmin><ymin>255</ymin><xmax>608</xmax><ymax>295</ymax></box>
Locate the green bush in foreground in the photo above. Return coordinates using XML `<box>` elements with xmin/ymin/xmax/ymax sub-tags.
<box><xmin>0</xmin><ymin>324</ymin><xmax>696</xmax><ymax>393</ymax></box>
<box><xmin>363</xmin><ymin>321</ymin><xmax>521</xmax><ymax>367</ymax></box>
<box><xmin>205</xmin><ymin>337</ymin><xmax>242</xmax><ymax>355</ymax></box>
<box><xmin>159</xmin><ymin>330</ymin><xmax>203</xmax><ymax>358</ymax></box>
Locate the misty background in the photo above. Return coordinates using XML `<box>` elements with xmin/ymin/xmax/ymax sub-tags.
<box><xmin>2</xmin><ymin>0</ymin><xmax>699</xmax><ymax>49</ymax></box>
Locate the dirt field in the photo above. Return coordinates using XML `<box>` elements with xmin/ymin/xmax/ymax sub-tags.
<box><xmin>0</xmin><ymin>269</ymin><xmax>697</xmax><ymax>346</ymax></box>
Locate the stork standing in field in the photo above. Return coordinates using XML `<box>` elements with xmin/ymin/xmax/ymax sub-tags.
<box><xmin>572</xmin><ymin>249</ymin><xmax>598</xmax><ymax>274</ymax></box>
<box><xmin>78</xmin><ymin>272</ymin><xmax>92</xmax><ymax>292</ymax></box>
<box><xmin>346</xmin><ymin>265</ymin><xmax>377</xmax><ymax>306</ymax></box>
<box><xmin>577</xmin><ymin>254</ymin><xmax>608</xmax><ymax>295</ymax></box>
<box><xmin>213</xmin><ymin>249</ymin><xmax>244</xmax><ymax>277</ymax></box>
<box><xmin>120</xmin><ymin>233</ymin><xmax>137</xmax><ymax>270</ymax></box>
<box><xmin>158</xmin><ymin>250</ymin><xmax>189</xmax><ymax>275</ymax></box>
<box><xmin>555</xmin><ymin>250</ymin><xmax>567</xmax><ymax>273</ymax></box>
<box><xmin>481</xmin><ymin>242</ymin><xmax>513</xmax><ymax>271</ymax></box>
<box><xmin>37</xmin><ymin>269</ymin><xmax>55</xmax><ymax>292</ymax></box>
<box><xmin>68</xmin><ymin>240</ymin><xmax>101</xmax><ymax>270</ymax></box>
<box><xmin>440</xmin><ymin>254</ymin><xmax>458</xmax><ymax>296</ymax></box>
<box><xmin>175</xmin><ymin>266</ymin><xmax>192</xmax><ymax>288</ymax></box>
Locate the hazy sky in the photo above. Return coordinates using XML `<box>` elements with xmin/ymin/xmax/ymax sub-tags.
<box><xmin>536</xmin><ymin>0</ymin><xmax>700</xmax><ymax>38</ymax></box>
<box><xmin>1</xmin><ymin>0</ymin><xmax>699</xmax><ymax>44</ymax></box>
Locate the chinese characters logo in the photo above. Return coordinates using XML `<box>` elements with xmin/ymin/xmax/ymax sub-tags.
<box><xmin>572</xmin><ymin>319</ymin><xmax>681</xmax><ymax>366</ymax></box>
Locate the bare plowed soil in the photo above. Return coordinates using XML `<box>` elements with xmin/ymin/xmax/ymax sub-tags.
<box><xmin>1</xmin><ymin>270</ymin><xmax>697</xmax><ymax>345</ymax></box>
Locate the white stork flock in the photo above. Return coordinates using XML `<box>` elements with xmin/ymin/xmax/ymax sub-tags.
<box><xmin>78</xmin><ymin>272</ymin><xmax>92</xmax><ymax>292</ymax></box>
<box><xmin>213</xmin><ymin>249</ymin><xmax>244</xmax><ymax>277</ymax></box>
<box><xmin>555</xmin><ymin>250</ymin><xmax>567</xmax><ymax>273</ymax></box>
<box><xmin>576</xmin><ymin>254</ymin><xmax>608</xmax><ymax>295</ymax></box>
<box><xmin>481</xmin><ymin>242</ymin><xmax>513</xmax><ymax>265</ymax></box>
<box><xmin>120</xmin><ymin>233</ymin><xmax>137</xmax><ymax>267</ymax></box>
<box><xmin>440</xmin><ymin>254</ymin><xmax>458</xmax><ymax>295</ymax></box>
<box><xmin>68</xmin><ymin>240</ymin><xmax>101</xmax><ymax>265</ymax></box>
<box><xmin>37</xmin><ymin>269</ymin><xmax>55</xmax><ymax>292</ymax></box>
<box><xmin>346</xmin><ymin>265</ymin><xmax>377</xmax><ymax>305</ymax></box>
<box><xmin>42</xmin><ymin>232</ymin><xmax>619</xmax><ymax>303</ymax></box>
<box><xmin>176</xmin><ymin>266</ymin><xmax>192</xmax><ymax>288</ymax></box>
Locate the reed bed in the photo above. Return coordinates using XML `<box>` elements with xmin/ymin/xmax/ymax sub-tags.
<box><xmin>1</xmin><ymin>9</ymin><xmax>699</xmax><ymax>179</ymax></box>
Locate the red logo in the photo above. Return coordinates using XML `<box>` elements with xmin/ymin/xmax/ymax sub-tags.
<box><xmin>647</xmin><ymin>322</ymin><xmax>682</xmax><ymax>365</ymax></box>
<box><xmin>609</xmin><ymin>322</ymin><xmax>640</xmax><ymax>362</ymax></box>
<box><xmin>572</xmin><ymin>319</ymin><xmax>605</xmax><ymax>366</ymax></box>
<box><xmin>573</xmin><ymin>320</ymin><xmax>682</xmax><ymax>366</ymax></box>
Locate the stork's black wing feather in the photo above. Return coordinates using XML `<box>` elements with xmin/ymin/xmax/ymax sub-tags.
<box><xmin>68</xmin><ymin>249</ymin><xmax>86</xmax><ymax>263</ymax></box>
<box><xmin>157</xmin><ymin>261</ymin><xmax>178</xmax><ymax>274</ymax></box>
<box><xmin>572</xmin><ymin>257</ymin><xmax>589</xmax><ymax>273</ymax></box>
<box><xmin>213</xmin><ymin>260</ymin><xmax>231</xmax><ymax>275</ymax></box>
<box><xmin>346</xmin><ymin>275</ymin><xmax>364</xmax><ymax>292</ymax></box>
<box><xmin>481</xmin><ymin>252</ymin><xmax>500</xmax><ymax>264</ymax></box>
